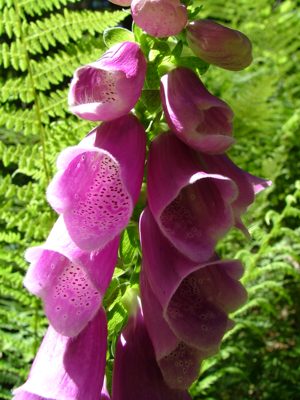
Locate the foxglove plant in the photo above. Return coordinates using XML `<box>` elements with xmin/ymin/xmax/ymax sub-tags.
<box><xmin>18</xmin><ymin>2</ymin><xmax>271</xmax><ymax>399</ymax></box>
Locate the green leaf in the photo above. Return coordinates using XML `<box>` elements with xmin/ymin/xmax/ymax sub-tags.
<box><xmin>103</xmin><ymin>27</ymin><xmax>135</xmax><ymax>48</ymax></box>
<box><xmin>140</xmin><ymin>89</ymin><xmax>161</xmax><ymax>114</ymax></box>
<box><xmin>175</xmin><ymin>56</ymin><xmax>209</xmax><ymax>75</ymax></box>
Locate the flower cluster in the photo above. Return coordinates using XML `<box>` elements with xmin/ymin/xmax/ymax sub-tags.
<box><xmin>14</xmin><ymin>2</ymin><xmax>269</xmax><ymax>399</ymax></box>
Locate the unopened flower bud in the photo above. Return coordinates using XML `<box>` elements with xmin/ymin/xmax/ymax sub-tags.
<box><xmin>186</xmin><ymin>20</ymin><xmax>253</xmax><ymax>71</ymax></box>
<box><xmin>131</xmin><ymin>0</ymin><xmax>187</xmax><ymax>38</ymax></box>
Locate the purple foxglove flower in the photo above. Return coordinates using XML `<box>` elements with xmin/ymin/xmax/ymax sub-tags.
<box><xmin>13</xmin><ymin>308</ymin><xmax>107</xmax><ymax>400</ymax></box>
<box><xmin>140</xmin><ymin>208</ymin><xmax>247</xmax><ymax>389</ymax></box>
<box><xmin>24</xmin><ymin>217</ymin><xmax>119</xmax><ymax>337</ymax></box>
<box><xmin>47</xmin><ymin>115</ymin><xmax>146</xmax><ymax>252</ymax></box>
<box><xmin>68</xmin><ymin>42</ymin><xmax>146</xmax><ymax>121</ymax></box>
<box><xmin>186</xmin><ymin>20</ymin><xmax>253</xmax><ymax>71</ymax></box>
<box><xmin>147</xmin><ymin>132</ymin><xmax>238</xmax><ymax>263</ymax></box>
<box><xmin>147</xmin><ymin>133</ymin><xmax>270</xmax><ymax>262</ymax></box>
<box><xmin>198</xmin><ymin>153</ymin><xmax>271</xmax><ymax>234</ymax></box>
<box><xmin>140</xmin><ymin>268</ymin><xmax>206</xmax><ymax>390</ymax></box>
<box><xmin>131</xmin><ymin>0</ymin><xmax>188</xmax><ymax>38</ymax></box>
<box><xmin>112</xmin><ymin>303</ymin><xmax>192</xmax><ymax>399</ymax></box>
<box><xmin>160</xmin><ymin>67</ymin><xmax>234</xmax><ymax>154</ymax></box>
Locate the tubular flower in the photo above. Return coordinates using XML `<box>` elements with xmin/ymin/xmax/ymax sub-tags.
<box><xmin>13</xmin><ymin>308</ymin><xmax>107</xmax><ymax>400</ymax></box>
<box><xmin>147</xmin><ymin>133</ymin><xmax>270</xmax><ymax>262</ymax></box>
<box><xmin>47</xmin><ymin>115</ymin><xmax>146</xmax><ymax>252</ymax></box>
<box><xmin>68</xmin><ymin>42</ymin><xmax>146</xmax><ymax>121</ymax></box>
<box><xmin>147</xmin><ymin>132</ymin><xmax>238</xmax><ymax>263</ymax></box>
<box><xmin>24</xmin><ymin>217</ymin><xmax>119</xmax><ymax>337</ymax></box>
<box><xmin>160</xmin><ymin>67</ymin><xmax>234</xmax><ymax>154</ymax></box>
<box><xmin>186</xmin><ymin>20</ymin><xmax>253</xmax><ymax>71</ymax></box>
<box><xmin>131</xmin><ymin>0</ymin><xmax>188</xmax><ymax>38</ymax></box>
<box><xmin>140</xmin><ymin>208</ymin><xmax>247</xmax><ymax>389</ymax></box>
<box><xmin>198</xmin><ymin>153</ymin><xmax>272</xmax><ymax>234</ymax></box>
<box><xmin>111</xmin><ymin>302</ymin><xmax>192</xmax><ymax>399</ymax></box>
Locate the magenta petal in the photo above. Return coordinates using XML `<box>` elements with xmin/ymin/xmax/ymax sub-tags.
<box><xmin>166</xmin><ymin>263</ymin><xmax>247</xmax><ymax>349</ymax></box>
<box><xmin>160</xmin><ymin>67</ymin><xmax>234</xmax><ymax>154</ymax></box>
<box><xmin>68</xmin><ymin>42</ymin><xmax>146</xmax><ymax>121</ymax></box>
<box><xmin>112</xmin><ymin>305</ymin><xmax>192</xmax><ymax>399</ymax></box>
<box><xmin>140</xmin><ymin>267</ymin><xmax>204</xmax><ymax>390</ymax></box>
<box><xmin>13</xmin><ymin>309</ymin><xmax>107</xmax><ymax>400</ymax></box>
<box><xmin>131</xmin><ymin>0</ymin><xmax>187</xmax><ymax>38</ymax></box>
<box><xmin>140</xmin><ymin>207</ymin><xmax>246</xmax><ymax>362</ymax></box>
<box><xmin>24</xmin><ymin>218</ymin><xmax>119</xmax><ymax>337</ymax></box>
<box><xmin>199</xmin><ymin>153</ymin><xmax>271</xmax><ymax>231</ymax></box>
<box><xmin>47</xmin><ymin>115</ymin><xmax>146</xmax><ymax>252</ymax></box>
<box><xmin>147</xmin><ymin>133</ymin><xmax>237</xmax><ymax>262</ymax></box>
<box><xmin>94</xmin><ymin>115</ymin><xmax>146</xmax><ymax>204</ymax></box>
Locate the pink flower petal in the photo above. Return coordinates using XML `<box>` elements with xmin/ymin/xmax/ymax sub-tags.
<box><xmin>112</xmin><ymin>304</ymin><xmax>192</xmax><ymax>399</ymax></box>
<box><xmin>47</xmin><ymin>115</ymin><xmax>146</xmax><ymax>252</ymax></box>
<box><xmin>147</xmin><ymin>133</ymin><xmax>237</xmax><ymax>262</ymax></box>
<box><xmin>160</xmin><ymin>67</ymin><xmax>234</xmax><ymax>154</ymax></box>
<box><xmin>13</xmin><ymin>309</ymin><xmax>107</xmax><ymax>400</ymax></box>
<box><xmin>24</xmin><ymin>218</ymin><xmax>119</xmax><ymax>337</ymax></box>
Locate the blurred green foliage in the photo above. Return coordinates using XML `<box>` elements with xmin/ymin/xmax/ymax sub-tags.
<box><xmin>0</xmin><ymin>0</ymin><xmax>299</xmax><ymax>399</ymax></box>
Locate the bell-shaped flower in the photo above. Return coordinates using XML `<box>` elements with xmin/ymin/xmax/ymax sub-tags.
<box><xmin>131</xmin><ymin>0</ymin><xmax>187</xmax><ymax>38</ymax></box>
<box><xmin>147</xmin><ymin>132</ymin><xmax>238</xmax><ymax>262</ymax></box>
<box><xmin>68</xmin><ymin>42</ymin><xmax>146</xmax><ymax>121</ymax></box>
<box><xmin>140</xmin><ymin>207</ymin><xmax>247</xmax><ymax>389</ymax></box>
<box><xmin>198</xmin><ymin>153</ymin><xmax>271</xmax><ymax>234</ymax></box>
<box><xmin>186</xmin><ymin>20</ymin><xmax>253</xmax><ymax>71</ymax></box>
<box><xmin>24</xmin><ymin>217</ymin><xmax>119</xmax><ymax>337</ymax></box>
<box><xmin>47</xmin><ymin>115</ymin><xmax>146</xmax><ymax>252</ymax></box>
<box><xmin>111</xmin><ymin>301</ymin><xmax>192</xmax><ymax>399</ymax></box>
<box><xmin>160</xmin><ymin>67</ymin><xmax>234</xmax><ymax>154</ymax></box>
<box><xmin>147</xmin><ymin>133</ymin><xmax>270</xmax><ymax>262</ymax></box>
<box><xmin>13</xmin><ymin>308</ymin><xmax>107</xmax><ymax>400</ymax></box>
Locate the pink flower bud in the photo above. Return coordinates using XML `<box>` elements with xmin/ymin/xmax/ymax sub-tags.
<box><xmin>186</xmin><ymin>20</ymin><xmax>253</xmax><ymax>71</ymax></box>
<box><xmin>131</xmin><ymin>0</ymin><xmax>187</xmax><ymax>38</ymax></box>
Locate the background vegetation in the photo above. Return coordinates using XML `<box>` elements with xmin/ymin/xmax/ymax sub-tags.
<box><xmin>0</xmin><ymin>0</ymin><xmax>299</xmax><ymax>399</ymax></box>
